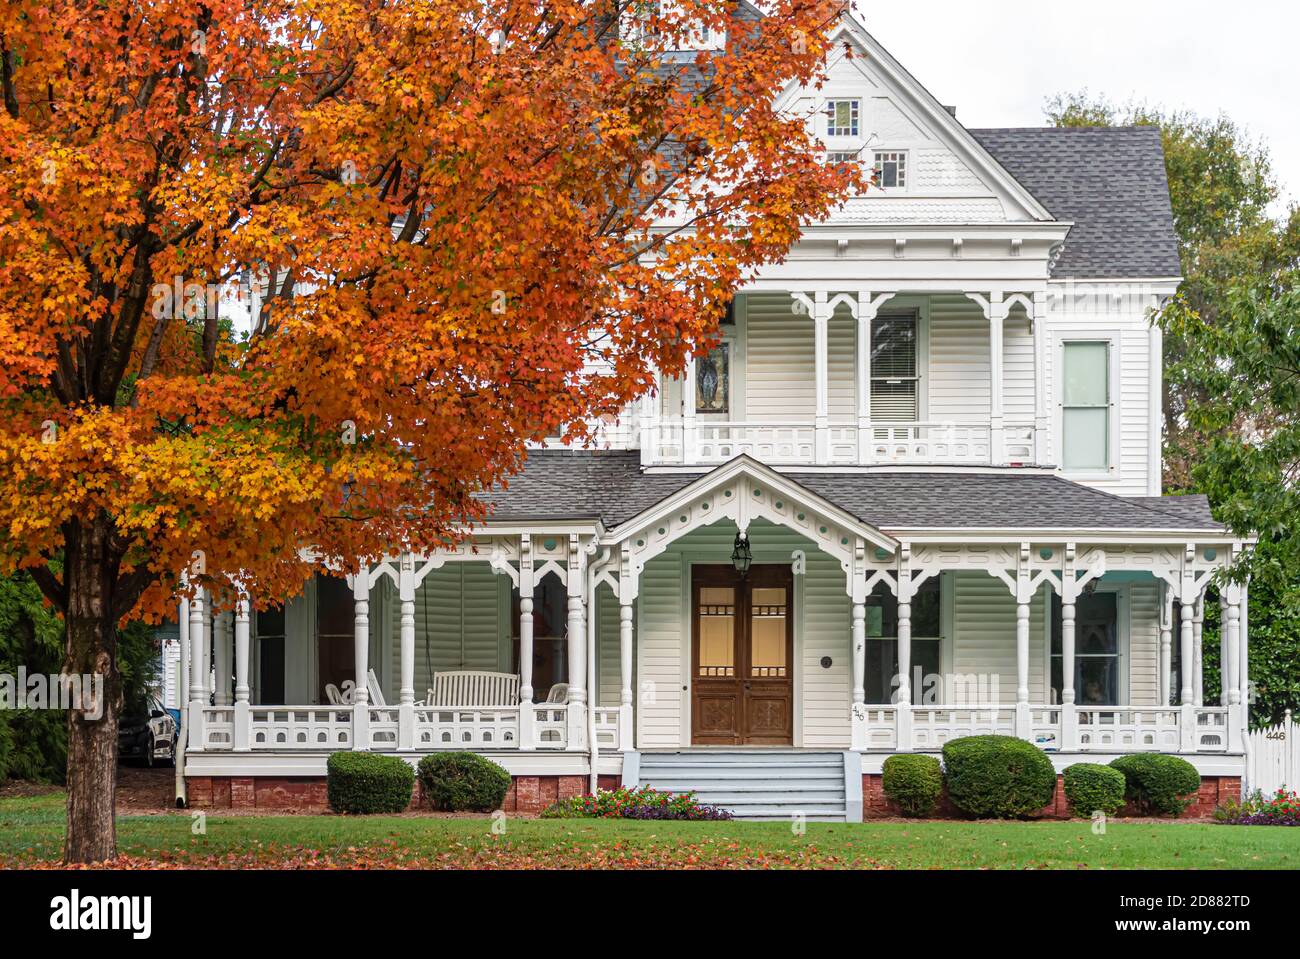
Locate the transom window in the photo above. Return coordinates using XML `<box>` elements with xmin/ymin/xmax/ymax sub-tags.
<box><xmin>825</xmin><ymin>99</ymin><xmax>860</xmax><ymax>137</ymax></box>
<box><xmin>874</xmin><ymin>151</ymin><xmax>907</xmax><ymax>189</ymax></box>
<box><xmin>1062</xmin><ymin>341</ymin><xmax>1111</xmax><ymax>471</ymax></box>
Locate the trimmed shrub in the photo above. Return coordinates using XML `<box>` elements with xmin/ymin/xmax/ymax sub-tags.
<box><xmin>1063</xmin><ymin>763</ymin><xmax>1126</xmax><ymax>818</ymax></box>
<box><xmin>882</xmin><ymin>754</ymin><xmax>944</xmax><ymax>817</ymax></box>
<box><xmin>326</xmin><ymin>752</ymin><xmax>414</xmax><ymax>815</ymax></box>
<box><xmin>417</xmin><ymin>752</ymin><xmax>511</xmax><ymax>812</ymax></box>
<box><xmin>1110</xmin><ymin>754</ymin><xmax>1201</xmax><ymax>816</ymax></box>
<box><xmin>941</xmin><ymin>735</ymin><xmax>1056</xmax><ymax>819</ymax></box>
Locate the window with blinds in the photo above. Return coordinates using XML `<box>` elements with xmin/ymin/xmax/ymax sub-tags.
<box><xmin>870</xmin><ymin>314</ymin><xmax>919</xmax><ymax>427</ymax></box>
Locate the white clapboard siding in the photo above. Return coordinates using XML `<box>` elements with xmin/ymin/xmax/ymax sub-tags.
<box><xmin>927</xmin><ymin>296</ymin><xmax>990</xmax><ymax>423</ymax></box>
<box><xmin>1003</xmin><ymin>311</ymin><xmax>1036</xmax><ymax>425</ymax></box>
<box><xmin>1043</xmin><ymin>290</ymin><xmax>1156</xmax><ymax>496</ymax></box>
<box><xmin>949</xmin><ymin>572</ymin><xmax>1046</xmax><ymax>705</ymax></box>
<box><xmin>744</xmin><ymin>293</ymin><xmax>815</xmax><ymax>421</ymax></box>
<box><xmin>801</xmin><ymin>549</ymin><xmax>852</xmax><ymax>748</ymax></box>
<box><xmin>828</xmin><ymin>304</ymin><xmax>857</xmax><ymax>421</ymax></box>
<box><xmin>387</xmin><ymin>564</ymin><xmax>503</xmax><ymax>703</ymax></box>
<box><xmin>637</xmin><ymin>550</ymin><xmax>686</xmax><ymax>748</ymax></box>
<box><xmin>596</xmin><ymin>586</ymin><xmax>623</xmax><ymax>708</ymax></box>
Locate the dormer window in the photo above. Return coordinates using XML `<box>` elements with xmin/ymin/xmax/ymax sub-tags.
<box><xmin>825</xmin><ymin>100</ymin><xmax>860</xmax><ymax>138</ymax></box>
<box><xmin>874</xmin><ymin>152</ymin><xmax>907</xmax><ymax>189</ymax></box>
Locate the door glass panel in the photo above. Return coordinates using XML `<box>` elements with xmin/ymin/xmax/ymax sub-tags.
<box><xmin>750</xmin><ymin>587</ymin><xmax>788</xmax><ymax>679</ymax></box>
<box><xmin>698</xmin><ymin>587</ymin><xmax>736</xmax><ymax>678</ymax></box>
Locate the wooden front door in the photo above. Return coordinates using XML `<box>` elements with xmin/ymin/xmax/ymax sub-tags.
<box><xmin>691</xmin><ymin>565</ymin><xmax>795</xmax><ymax>746</ymax></box>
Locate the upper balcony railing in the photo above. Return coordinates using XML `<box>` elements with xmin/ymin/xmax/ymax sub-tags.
<box><xmin>643</xmin><ymin>418</ymin><xmax>1038</xmax><ymax>468</ymax></box>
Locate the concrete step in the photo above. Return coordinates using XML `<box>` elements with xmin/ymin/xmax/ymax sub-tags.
<box><xmin>649</xmin><ymin>791</ymin><xmax>846</xmax><ymax>806</ymax></box>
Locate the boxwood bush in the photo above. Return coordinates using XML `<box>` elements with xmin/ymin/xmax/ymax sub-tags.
<box><xmin>1110</xmin><ymin>754</ymin><xmax>1201</xmax><ymax>816</ymax></box>
<box><xmin>882</xmin><ymin>754</ymin><xmax>944</xmax><ymax>817</ymax></box>
<box><xmin>418</xmin><ymin>752</ymin><xmax>512</xmax><ymax>812</ymax></box>
<box><xmin>1063</xmin><ymin>763</ymin><xmax>1126</xmax><ymax>818</ymax></box>
<box><xmin>941</xmin><ymin>735</ymin><xmax>1056</xmax><ymax>819</ymax></box>
<box><xmin>326</xmin><ymin>752</ymin><xmax>414</xmax><ymax>815</ymax></box>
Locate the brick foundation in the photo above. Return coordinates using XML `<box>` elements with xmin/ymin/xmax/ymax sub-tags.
<box><xmin>186</xmin><ymin>773</ymin><xmax>621</xmax><ymax>814</ymax></box>
<box><xmin>863</xmin><ymin>772</ymin><xmax>1242</xmax><ymax>821</ymax></box>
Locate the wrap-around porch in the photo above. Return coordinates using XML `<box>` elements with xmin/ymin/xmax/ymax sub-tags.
<box><xmin>183</xmin><ymin>459</ymin><xmax>1249</xmax><ymax>764</ymax></box>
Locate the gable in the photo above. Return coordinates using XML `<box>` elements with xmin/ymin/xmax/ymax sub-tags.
<box><xmin>778</xmin><ymin>17</ymin><xmax>1054</xmax><ymax>225</ymax></box>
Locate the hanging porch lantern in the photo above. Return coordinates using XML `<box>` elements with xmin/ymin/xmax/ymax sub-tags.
<box><xmin>731</xmin><ymin>531</ymin><xmax>753</xmax><ymax>578</ymax></box>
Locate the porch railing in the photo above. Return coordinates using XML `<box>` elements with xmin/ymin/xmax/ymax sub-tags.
<box><xmin>650</xmin><ymin>419</ymin><xmax>1039</xmax><ymax>467</ymax></box>
<box><xmin>195</xmin><ymin>702</ymin><xmax>599</xmax><ymax>754</ymax></box>
<box><xmin>854</xmin><ymin>704</ymin><xmax>1240</xmax><ymax>755</ymax></box>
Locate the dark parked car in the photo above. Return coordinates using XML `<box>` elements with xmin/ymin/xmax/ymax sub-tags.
<box><xmin>118</xmin><ymin>696</ymin><xmax>177</xmax><ymax>767</ymax></box>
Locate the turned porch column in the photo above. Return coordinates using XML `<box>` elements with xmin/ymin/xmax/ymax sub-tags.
<box><xmin>233</xmin><ymin>589</ymin><xmax>251</xmax><ymax>751</ymax></box>
<box><xmin>1014</xmin><ymin>545</ymin><xmax>1032</xmax><ymax>739</ymax></box>
<box><xmin>398</xmin><ymin>555</ymin><xmax>417</xmax><ymax>750</ymax></box>
<box><xmin>518</xmin><ymin>536</ymin><xmax>537</xmax><ymax>750</ymax></box>
<box><xmin>814</xmin><ymin>291</ymin><xmax>830</xmax><ymax>464</ymax></box>
<box><xmin>1222</xmin><ymin>581</ymin><xmax>1244</xmax><ymax>752</ymax></box>
<box><xmin>1192</xmin><ymin>594</ymin><xmax>1206</xmax><ymax>707</ymax></box>
<box><xmin>177</xmin><ymin>595</ymin><xmax>190</xmax><ymax>743</ymax></box>
<box><xmin>988</xmin><ymin>295</ymin><xmax>1006</xmax><ymax>465</ymax></box>
<box><xmin>1179</xmin><ymin>595</ymin><xmax>1197</xmax><ymax>752</ymax></box>
<box><xmin>1032</xmin><ymin>292</ymin><xmax>1048</xmax><ymax>465</ymax></box>
<box><xmin>895</xmin><ymin>547</ymin><xmax>914</xmax><ymax>751</ymax></box>
<box><xmin>566</xmin><ymin>535</ymin><xmax>588</xmax><ymax>750</ymax></box>
<box><xmin>187</xmin><ymin>586</ymin><xmax>207</xmax><ymax>750</ymax></box>
<box><xmin>619</xmin><ymin>600</ymin><xmax>634</xmax><ymax>752</ymax></box>
<box><xmin>351</xmin><ymin>570</ymin><xmax>371</xmax><ymax>750</ymax></box>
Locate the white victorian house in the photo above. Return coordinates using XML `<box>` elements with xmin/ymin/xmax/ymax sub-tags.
<box><xmin>177</xmin><ymin>14</ymin><xmax>1250</xmax><ymax>821</ymax></box>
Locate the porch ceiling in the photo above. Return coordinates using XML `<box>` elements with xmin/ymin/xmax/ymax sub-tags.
<box><xmin>483</xmin><ymin>450</ymin><xmax>1224</xmax><ymax>537</ymax></box>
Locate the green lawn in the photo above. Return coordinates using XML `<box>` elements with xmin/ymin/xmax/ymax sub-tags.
<box><xmin>2</xmin><ymin>793</ymin><xmax>1297</xmax><ymax>869</ymax></box>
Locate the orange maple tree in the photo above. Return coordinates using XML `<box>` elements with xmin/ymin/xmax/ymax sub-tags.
<box><xmin>0</xmin><ymin>0</ymin><xmax>857</xmax><ymax>861</ymax></box>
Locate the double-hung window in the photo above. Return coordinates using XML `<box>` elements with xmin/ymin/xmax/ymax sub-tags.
<box><xmin>1061</xmin><ymin>341</ymin><xmax>1111</xmax><ymax>471</ymax></box>
<box><xmin>870</xmin><ymin>313</ymin><xmax>919</xmax><ymax>429</ymax></box>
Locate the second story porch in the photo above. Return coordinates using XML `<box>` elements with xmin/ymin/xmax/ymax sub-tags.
<box><xmin>642</xmin><ymin>287</ymin><xmax>1052</xmax><ymax>470</ymax></box>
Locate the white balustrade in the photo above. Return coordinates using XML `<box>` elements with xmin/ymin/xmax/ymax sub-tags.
<box><xmin>201</xmin><ymin>707</ymin><xmax>235</xmax><ymax>749</ymax></box>
<box><xmin>649</xmin><ymin>419</ymin><xmax>1010</xmax><ymax>466</ymax></box>
<box><xmin>592</xmin><ymin>707</ymin><xmax>622</xmax><ymax>750</ymax></box>
<box><xmin>533</xmin><ymin>704</ymin><xmax>570</xmax><ymax>749</ymax></box>
<box><xmin>1194</xmin><ymin>707</ymin><xmax>1230</xmax><ymax>752</ymax></box>
<box><xmin>415</xmin><ymin>707</ymin><xmax>521</xmax><ymax>750</ymax></box>
<box><xmin>1030</xmin><ymin>707</ymin><xmax>1063</xmax><ymax>751</ymax></box>
<box><xmin>250</xmin><ymin>707</ymin><xmax>353</xmax><ymax>750</ymax></box>
<box><xmin>910</xmin><ymin>705</ymin><xmax>1016</xmax><ymax>749</ymax></box>
<box><xmin>368</xmin><ymin>707</ymin><xmax>399</xmax><ymax>748</ymax></box>
<box><xmin>1075</xmin><ymin>708</ymin><xmax>1182</xmax><ymax>752</ymax></box>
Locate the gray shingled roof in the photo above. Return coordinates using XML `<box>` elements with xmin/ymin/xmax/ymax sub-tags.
<box><xmin>485</xmin><ymin>451</ymin><xmax>1222</xmax><ymax>533</ymax></box>
<box><xmin>970</xmin><ymin>126</ymin><xmax>1182</xmax><ymax>280</ymax></box>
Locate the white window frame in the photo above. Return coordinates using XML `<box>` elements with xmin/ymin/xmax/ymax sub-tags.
<box><xmin>867</xmin><ymin>303</ymin><xmax>929</xmax><ymax>426</ymax></box>
<box><xmin>1054</xmin><ymin>331</ymin><xmax>1120</xmax><ymax>480</ymax></box>
<box><xmin>872</xmin><ymin>150</ymin><xmax>909</xmax><ymax>192</ymax></box>
<box><xmin>824</xmin><ymin>98</ymin><xmax>861</xmax><ymax>138</ymax></box>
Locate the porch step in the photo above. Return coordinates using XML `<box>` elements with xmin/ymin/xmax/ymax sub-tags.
<box><xmin>636</xmin><ymin>751</ymin><xmax>849</xmax><ymax>822</ymax></box>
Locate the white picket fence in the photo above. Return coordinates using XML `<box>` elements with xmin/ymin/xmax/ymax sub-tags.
<box><xmin>1246</xmin><ymin>711</ymin><xmax>1299</xmax><ymax>797</ymax></box>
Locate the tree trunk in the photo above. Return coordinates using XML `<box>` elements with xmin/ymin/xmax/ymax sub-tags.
<box><xmin>62</xmin><ymin>514</ymin><xmax>123</xmax><ymax>864</ymax></box>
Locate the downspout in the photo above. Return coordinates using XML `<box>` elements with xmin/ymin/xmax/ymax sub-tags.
<box><xmin>174</xmin><ymin>592</ymin><xmax>190</xmax><ymax>808</ymax></box>
<box><xmin>587</xmin><ymin>546</ymin><xmax>615</xmax><ymax>795</ymax></box>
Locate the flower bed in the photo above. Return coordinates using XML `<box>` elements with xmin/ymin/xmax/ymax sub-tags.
<box><xmin>541</xmin><ymin>786</ymin><xmax>733</xmax><ymax>821</ymax></box>
<box><xmin>1217</xmin><ymin>789</ymin><xmax>1300</xmax><ymax>826</ymax></box>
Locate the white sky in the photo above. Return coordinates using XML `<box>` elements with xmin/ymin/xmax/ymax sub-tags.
<box><xmin>861</xmin><ymin>0</ymin><xmax>1299</xmax><ymax>213</ymax></box>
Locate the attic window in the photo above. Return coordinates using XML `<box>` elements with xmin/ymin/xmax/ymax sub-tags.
<box><xmin>826</xmin><ymin>151</ymin><xmax>860</xmax><ymax>169</ymax></box>
<box><xmin>874</xmin><ymin>151</ymin><xmax>907</xmax><ymax>189</ymax></box>
<box><xmin>825</xmin><ymin>100</ymin><xmax>860</xmax><ymax>137</ymax></box>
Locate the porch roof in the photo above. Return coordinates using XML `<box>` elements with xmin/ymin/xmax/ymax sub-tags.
<box><xmin>484</xmin><ymin>450</ymin><xmax>1221</xmax><ymax>534</ymax></box>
